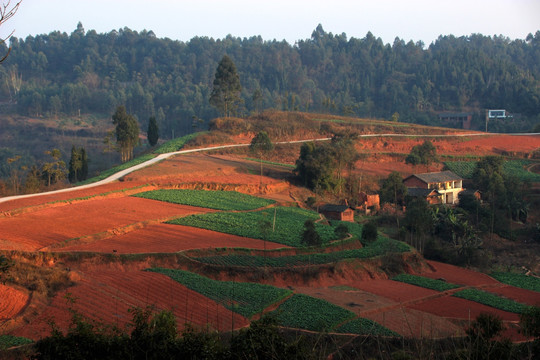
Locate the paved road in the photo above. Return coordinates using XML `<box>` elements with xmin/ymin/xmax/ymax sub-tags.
<box><xmin>1</xmin><ymin>132</ymin><xmax>538</xmax><ymax>204</ymax></box>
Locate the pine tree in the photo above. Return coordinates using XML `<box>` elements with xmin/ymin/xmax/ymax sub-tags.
<box><xmin>112</xmin><ymin>106</ymin><xmax>139</xmax><ymax>162</ymax></box>
<box><xmin>147</xmin><ymin>116</ymin><xmax>159</xmax><ymax>146</ymax></box>
<box><xmin>209</xmin><ymin>55</ymin><xmax>242</xmax><ymax>117</ymax></box>
<box><xmin>68</xmin><ymin>145</ymin><xmax>82</xmax><ymax>183</ymax></box>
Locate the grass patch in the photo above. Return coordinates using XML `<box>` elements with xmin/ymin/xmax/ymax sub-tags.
<box><xmin>148</xmin><ymin>268</ymin><xmax>291</xmax><ymax>318</ymax></box>
<box><xmin>152</xmin><ymin>132</ymin><xmax>204</xmax><ymax>154</ymax></box>
<box><xmin>244</xmin><ymin>158</ymin><xmax>295</xmax><ymax>169</ymax></box>
<box><xmin>0</xmin><ymin>335</ymin><xmax>32</xmax><ymax>350</ymax></box>
<box><xmin>392</xmin><ymin>274</ymin><xmax>461</xmax><ymax>292</ymax></box>
<box><xmin>78</xmin><ymin>153</ymin><xmax>157</xmax><ymax>185</ymax></box>
<box><xmin>490</xmin><ymin>272</ymin><xmax>540</xmax><ymax>293</ymax></box>
<box><xmin>271</xmin><ymin>294</ymin><xmax>356</xmax><ymax>332</ymax></box>
<box><xmin>193</xmin><ymin>236</ymin><xmax>410</xmax><ymax>267</ymax></box>
<box><xmin>133</xmin><ymin>189</ymin><xmax>275</xmax><ymax>211</ymax></box>
<box><xmin>336</xmin><ymin>318</ymin><xmax>400</xmax><ymax>336</ymax></box>
<box><xmin>452</xmin><ymin>288</ymin><xmax>528</xmax><ymax>314</ymax></box>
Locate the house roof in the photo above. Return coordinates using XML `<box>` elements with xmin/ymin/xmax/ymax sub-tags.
<box><xmin>320</xmin><ymin>204</ymin><xmax>351</xmax><ymax>213</ymax></box>
<box><xmin>407</xmin><ymin>188</ymin><xmax>440</xmax><ymax>198</ymax></box>
<box><xmin>406</xmin><ymin>170</ymin><xmax>462</xmax><ymax>184</ymax></box>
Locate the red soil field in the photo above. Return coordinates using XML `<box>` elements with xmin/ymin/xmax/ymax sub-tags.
<box><xmin>345</xmin><ymin>279</ymin><xmax>439</xmax><ymax>303</ymax></box>
<box><xmin>407</xmin><ymin>296</ymin><xmax>520</xmax><ymax>322</ymax></box>
<box><xmin>486</xmin><ymin>285</ymin><xmax>540</xmax><ymax>307</ymax></box>
<box><xmin>363</xmin><ymin>307</ymin><xmax>464</xmax><ymax>338</ymax></box>
<box><xmin>10</xmin><ymin>270</ymin><xmax>249</xmax><ymax>341</ymax></box>
<box><xmin>0</xmin><ymin>198</ymin><xmax>213</xmax><ymax>251</ymax></box>
<box><xmin>421</xmin><ymin>261</ymin><xmax>500</xmax><ymax>287</ymax></box>
<box><xmin>0</xmin><ymin>284</ymin><xmax>28</xmax><ymax>322</ymax></box>
<box><xmin>58</xmin><ymin>223</ymin><xmax>288</xmax><ymax>253</ymax></box>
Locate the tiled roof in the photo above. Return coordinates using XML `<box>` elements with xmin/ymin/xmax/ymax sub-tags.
<box><xmin>412</xmin><ymin>170</ymin><xmax>462</xmax><ymax>184</ymax></box>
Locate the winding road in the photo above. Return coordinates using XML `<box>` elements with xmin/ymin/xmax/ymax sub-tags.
<box><xmin>1</xmin><ymin>131</ymin><xmax>538</xmax><ymax>204</ymax></box>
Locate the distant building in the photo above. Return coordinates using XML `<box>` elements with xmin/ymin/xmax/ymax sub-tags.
<box><xmin>403</xmin><ymin>170</ymin><xmax>464</xmax><ymax>205</ymax></box>
<box><xmin>438</xmin><ymin>112</ymin><xmax>473</xmax><ymax>129</ymax></box>
<box><xmin>488</xmin><ymin>109</ymin><xmax>507</xmax><ymax>119</ymax></box>
<box><xmin>319</xmin><ymin>204</ymin><xmax>355</xmax><ymax>222</ymax></box>
<box><xmin>358</xmin><ymin>192</ymin><xmax>380</xmax><ymax>214</ymax></box>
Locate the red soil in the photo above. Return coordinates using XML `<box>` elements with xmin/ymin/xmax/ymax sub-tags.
<box><xmin>363</xmin><ymin>307</ymin><xmax>464</xmax><ymax>338</ymax></box>
<box><xmin>407</xmin><ymin>296</ymin><xmax>520</xmax><ymax>322</ymax></box>
<box><xmin>421</xmin><ymin>261</ymin><xmax>500</xmax><ymax>287</ymax></box>
<box><xmin>58</xmin><ymin>223</ymin><xmax>287</xmax><ymax>254</ymax></box>
<box><xmin>0</xmin><ymin>284</ymin><xmax>28</xmax><ymax>322</ymax></box>
<box><xmin>345</xmin><ymin>279</ymin><xmax>439</xmax><ymax>303</ymax></box>
<box><xmin>10</xmin><ymin>270</ymin><xmax>249</xmax><ymax>341</ymax></box>
<box><xmin>0</xmin><ymin>198</ymin><xmax>213</xmax><ymax>251</ymax></box>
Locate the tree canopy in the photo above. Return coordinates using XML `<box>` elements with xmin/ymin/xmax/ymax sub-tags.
<box><xmin>209</xmin><ymin>55</ymin><xmax>242</xmax><ymax>117</ymax></box>
<box><xmin>112</xmin><ymin>106</ymin><xmax>139</xmax><ymax>162</ymax></box>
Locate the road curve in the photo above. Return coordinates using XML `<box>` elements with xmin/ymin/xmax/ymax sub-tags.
<box><xmin>1</xmin><ymin>132</ymin><xmax>538</xmax><ymax>204</ymax></box>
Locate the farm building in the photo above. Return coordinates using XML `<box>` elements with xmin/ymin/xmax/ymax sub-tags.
<box><xmin>358</xmin><ymin>192</ymin><xmax>380</xmax><ymax>214</ymax></box>
<box><xmin>406</xmin><ymin>187</ymin><xmax>442</xmax><ymax>205</ymax></box>
<box><xmin>319</xmin><ymin>204</ymin><xmax>355</xmax><ymax>222</ymax></box>
<box><xmin>403</xmin><ymin>170</ymin><xmax>463</xmax><ymax>205</ymax></box>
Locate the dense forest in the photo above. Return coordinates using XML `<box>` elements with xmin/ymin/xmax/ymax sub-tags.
<box><xmin>1</xmin><ymin>23</ymin><xmax>540</xmax><ymax>137</ymax></box>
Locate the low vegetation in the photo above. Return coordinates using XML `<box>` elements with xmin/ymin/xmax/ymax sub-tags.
<box><xmin>0</xmin><ymin>335</ymin><xmax>33</xmax><ymax>350</ymax></box>
<box><xmin>392</xmin><ymin>274</ymin><xmax>462</xmax><ymax>292</ymax></box>
<box><xmin>336</xmin><ymin>318</ymin><xmax>400</xmax><ymax>337</ymax></box>
<box><xmin>148</xmin><ymin>268</ymin><xmax>291</xmax><ymax>318</ymax></box>
<box><xmin>193</xmin><ymin>237</ymin><xmax>410</xmax><ymax>268</ymax></box>
<box><xmin>445</xmin><ymin>159</ymin><xmax>540</xmax><ymax>182</ymax></box>
<box><xmin>453</xmin><ymin>288</ymin><xmax>529</xmax><ymax>314</ymax></box>
<box><xmin>271</xmin><ymin>294</ymin><xmax>356</xmax><ymax>332</ymax></box>
<box><xmin>133</xmin><ymin>189</ymin><xmax>275</xmax><ymax>211</ymax></box>
<box><xmin>490</xmin><ymin>272</ymin><xmax>540</xmax><ymax>293</ymax></box>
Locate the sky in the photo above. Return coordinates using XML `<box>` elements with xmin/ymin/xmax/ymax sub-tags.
<box><xmin>1</xmin><ymin>0</ymin><xmax>539</xmax><ymax>46</ymax></box>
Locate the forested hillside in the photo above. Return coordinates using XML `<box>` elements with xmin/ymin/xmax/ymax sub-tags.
<box><xmin>1</xmin><ymin>23</ymin><xmax>539</xmax><ymax>138</ymax></box>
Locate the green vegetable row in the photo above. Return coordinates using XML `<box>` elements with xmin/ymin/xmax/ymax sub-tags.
<box><xmin>134</xmin><ymin>189</ymin><xmax>275</xmax><ymax>211</ymax></box>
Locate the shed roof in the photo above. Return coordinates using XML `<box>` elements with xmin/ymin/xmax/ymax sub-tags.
<box><xmin>320</xmin><ymin>204</ymin><xmax>351</xmax><ymax>213</ymax></box>
<box><xmin>406</xmin><ymin>170</ymin><xmax>462</xmax><ymax>184</ymax></box>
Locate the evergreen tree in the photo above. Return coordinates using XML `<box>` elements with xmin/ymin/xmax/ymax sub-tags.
<box><xmin>147</xmin><ymin>116</ymin><xmax>159</xmax><ymax>146</ymax></box>
<box><xmin>68</xmin><ymin>145</ymin><xmax>82</xmax><ymax>183</ymax></box>
<box><xmin>79</xmin><ymin>147</ymin><xmax>88</xmax><ymax>182</ymax></box>
<box><xmin>41</xmin><ymin>149</ymin><xmax>67</xmax><ymax>186</ymax></box>
<box><xmin>209</xmin><ymin>55</ymin><xmax>242</xmax><ymax>117</ymax></box>
<box><xmin>112</xmin><ymin>106</ymin><xmax>139</xmax><ymax>162</ymax></box>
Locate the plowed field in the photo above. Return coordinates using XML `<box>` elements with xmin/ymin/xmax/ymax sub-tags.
<box><xmin>0</xmin><ymin>198</ymin><xmax>213</xmax><ymax>251</ymax></box>
<box><xmin>58</xmin><ymin>223</ymin><xmax>287</xmax><ymax>254</ymax></box>
<box><xmin>421</xmin><ymin>261</ymin><xmax>500</xmax><ymax>287</ymax></box>
<box><xmin>0</xmin><ymin>285</ymin><xmax>28</xmax><ymax>322</ymax></box>
<box><xmin>10</xmin><ymin>270</ymin><xmax>249</xmax><ymax>340</ymax></box>
<box><xmin>486</xmin><ymin>285</ymin><xmax>540</xmax><ymax>306</ymax></box>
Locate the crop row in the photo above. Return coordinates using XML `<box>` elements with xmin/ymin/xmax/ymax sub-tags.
<box><xmin>490</xmin><ymin>272</ymin><xmax>540</xmax><ymax>293</ymax></box>
<box><xmin>335</xmin><ymin>318</ymin><xmax>400</xmax><ymax>336</ymax></box>
<box><xmin>392</xmin><ymin>274</ymin><xmax>461</xmax><ymax>292</ymax></box>
<box><xmin>193</xmin><ymin>237</ymin><xmax>410</xmax><ymax>268</ymax></box>
<box><xmin>271</xmin><ymin>294</ymin><xmax>356</xmax><ymax>332</ymax></box>
<box><xmin>133</xmin><ymin>189</ymin><xmax>275</xmax><ymax>211</ymax></box>
<box><xmin>169</xmin><ymin>206</ymin><xmax>334</xmax><ymax>247</ymax></box>
<box><xmin>152</xmin><ymin>132</ymin><xmax>203</xmax><ymax>154</ymax></box>
<box><xmin>148</xmin><ymin>268</ymin><xmax>291</xmax><ymax>318</ymax></box>
<box><xmin>452</xmin><ymin>288</ymin><xmax>528</xmax><ymax>314</ymax></box>
<box><xmin>445</xmin><ymin>159</ymin><xmax>540</xmax><ymax>181</ymax></box>
<box><xmin>0</xmin><ymin>335</ymin><xmax>32</xmax><ymax>350</ymax></box>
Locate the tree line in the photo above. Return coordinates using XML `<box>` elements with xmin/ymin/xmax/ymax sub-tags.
<box><xmin>1</xmin><ymin>23</ymin><xmax>539</xmax><ymax>137</ymax></box>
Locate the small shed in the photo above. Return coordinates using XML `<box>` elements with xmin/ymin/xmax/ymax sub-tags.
<box><xmin>319</xmin><ymin>204</ymin><xmax>355</xmax><ymax>222</ymax></box>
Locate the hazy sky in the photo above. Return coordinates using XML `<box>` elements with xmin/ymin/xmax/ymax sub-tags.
<box><xmin>2</xmin><ymin>0</ymin><xmax>539</xmax><ymax>45</ymax></box>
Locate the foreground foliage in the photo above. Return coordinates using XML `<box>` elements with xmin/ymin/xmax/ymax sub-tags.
<box><xmin>133</xmin><ymin>189</ymin><xmax>275</xmax><ymax>211</ymax></box>
<box><xmin>0</xmin><ymin>335</ymin><xmax>32</xmax><ymax>350</ymax></box>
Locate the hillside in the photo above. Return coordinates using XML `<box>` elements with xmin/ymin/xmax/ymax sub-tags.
<box><xmin>1</xmin><ymin>117</ymin><xmax>539</xmax><ymax>358</ymax></box>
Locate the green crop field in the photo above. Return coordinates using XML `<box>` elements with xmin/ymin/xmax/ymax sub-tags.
<box><xmin>152</xmin><ymin>132</ymin><xmax>204</xmax><ymax>154</ymax></box>
<box><xmin>490</xmin><ymin>272</ymin><xmax>540</xmax><ymax>293</ymax></box>
<box><xmin>452</xmin><ymin>288</ymin><xmax>528</xmax><ymax>314</ymax></box>
<box><xmin>336</xmin><ymin>318</ymin><xmax>400</xmax><ymax>336</ymax></box>
<box><xmin>168</xmin><ymin>206</ymin><xmax>342</xmax><ymax>247</ymax></box>
<box><xmin>0</xmin><ymin>335</ymin><xmax>32</xmax><ymax>350</ymax></box>
<box><xmin>133</xmin><ymin>189</ymin><xmax>275</xmax><ymax>211</ymax></box>
<box><xmin>392</xmin><ymin>274</ymin><xmax>461</xmax><ymax>292</ymax></box>
<box><xmin>148</xmin><ymin>268</ymin><xmax>291</xmax><ymax>318</ymax></box>
<box><xmin>445</xmin><ymin>159</ymin><xmax>540</xmax><ymax>181</ymax></box>
<box><xmin>272</xmin><ymin>294</ymin><xmax>356</xmax><ymax>332</ymax></box>
<box><xmin>194</xmin><ymin>237</ymin><xmax>410</xmax><ymax>268</ymax></box>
